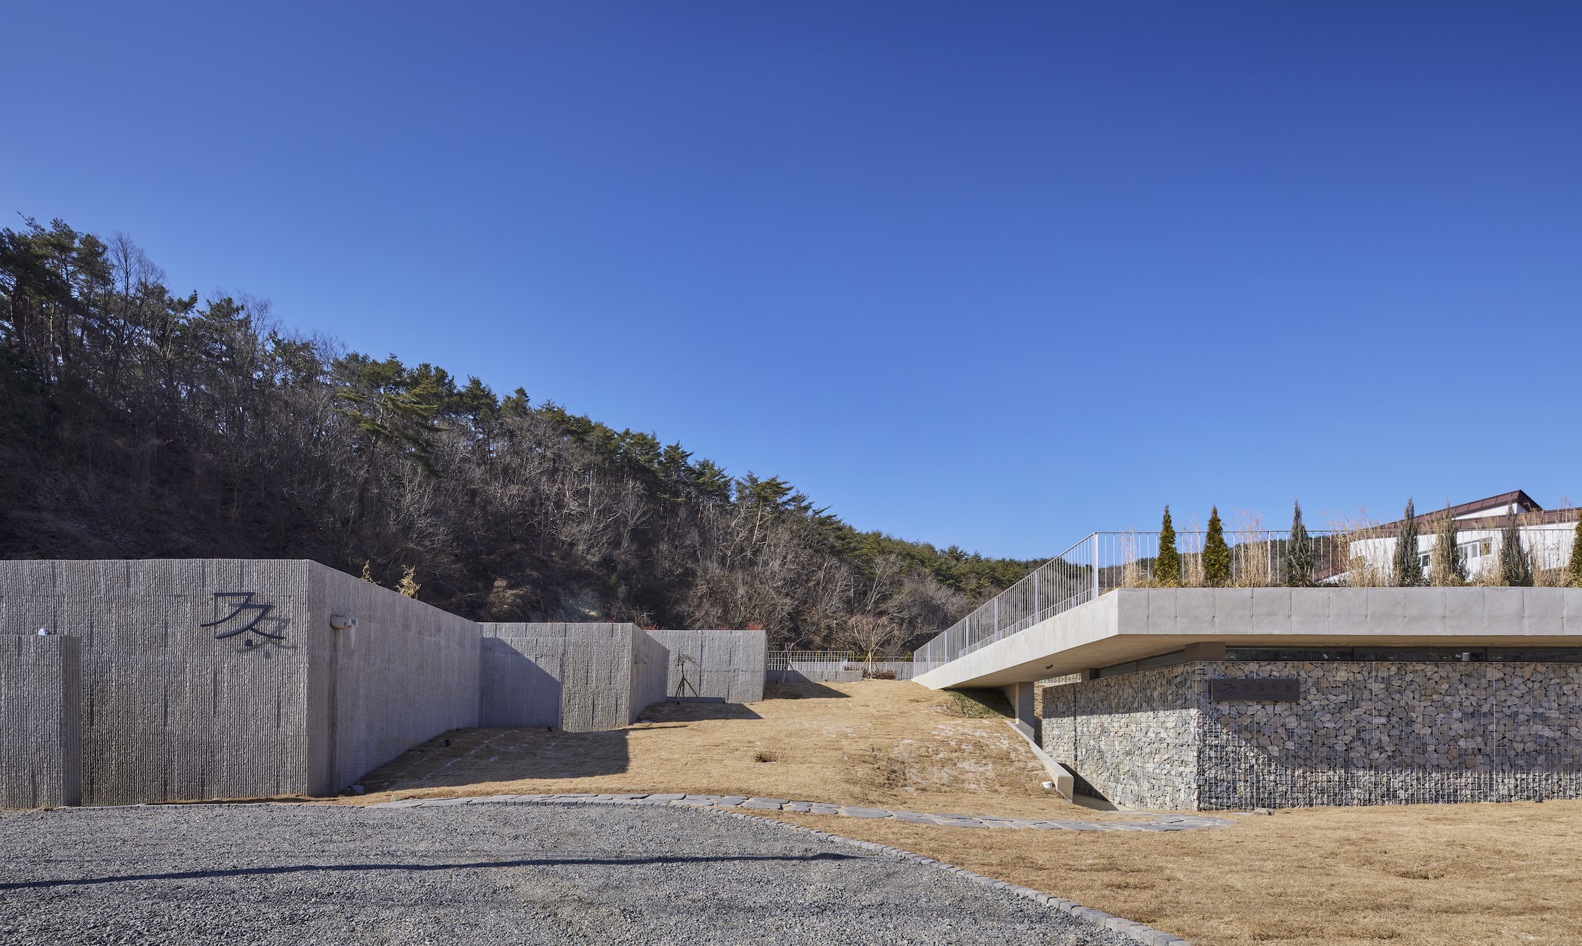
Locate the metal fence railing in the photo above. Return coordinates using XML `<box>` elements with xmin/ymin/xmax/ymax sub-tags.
<box><xmin>765</xmin><ymin>651</ymin><xmax>922</xmax><ymax>680</ymax></box>
<box><xmin>913</xmin><ymin>529</ymin><xmax>1342</xmax><ymax>672</ymax></box>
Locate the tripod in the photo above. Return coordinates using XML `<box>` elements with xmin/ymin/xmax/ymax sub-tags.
<box><xmin>671</xmin><ymin>652</ymin><xmax>700</xmax><ymax>702</ymax></box>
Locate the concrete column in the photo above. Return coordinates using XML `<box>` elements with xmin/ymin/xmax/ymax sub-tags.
<box><xmin>1005</xmin><ymin>680</ymin><xmax>1040</xmax><ymax>743</ymax></box>
<box><xmin>1</xmin><ymin>634</ymin><xmax>81</xmax><ymax>808</ymax></box>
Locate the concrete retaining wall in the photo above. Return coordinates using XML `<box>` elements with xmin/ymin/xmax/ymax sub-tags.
<box><xmin>0</xmin><ymin>560</ymin><xmax>482</xmax><ymax>805</ymax></box>
<box><xmin>309</xmin><ymin>563</ymin><xmax>480</xmax><ymax>794</ymax></box>
<box><xmin>630</xmin><ymin>629</ymin><xmax>669</xmax><ymax>717</ymax></box>
<box><xmin>2</xmin><ymin>562</ymin><xmax>772</xmax><ymax>807</ymax></box>
<box><xmin>481</xmin><ymin>624</ymin><xmax>662</xmax><ymax>731</ymax></box>
<box><xmin>0</xmin><ymin>560</ymin><xmax>317</xmax><ymax>806</ymax></box>
<box><xmin>0</xmin><ymin>634</ymin><xmax>81</xmax><ymax>808</ymax></box>
<box><xmin>649</xmin><ymin>629</ymin><xmax>766</xmax><ymax>703</ymax></box>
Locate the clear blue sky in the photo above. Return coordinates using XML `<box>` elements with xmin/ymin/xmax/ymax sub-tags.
<box><xmin>6</xmin><ymin>2</ymin><xmax>1580</xmax><ymax>560</ymax></box>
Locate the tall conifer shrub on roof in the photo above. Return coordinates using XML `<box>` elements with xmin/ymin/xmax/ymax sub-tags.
<box><xmin>1429</xmin><ymin>505</ymin><xmax>1466</xmax><ymax>587</ymax></box>
<box><xmin>1155</xmin><ymin>506</ymin><xmax>1181</xmax><ymax>587</ymax></box>
<box><xmin>1284</xmin><ymin>500</ymin><xmax>1314</xmax><ymax>587</ymax></box>
<box><xmin>1394</xmin><ymin>498</ymin><xmax>1425</xmax><ymax>586</ymax></box>
<box><xmin>1568</xmin><ymin>517</ymin><xmax>1582</xmax><ymax>588</ymax></box>
<box><xmin>1499</xmin><ymin>513</ymin><xmax>1534</xmax><ymax>586</ymax></box>
<box><xmin>1203</xmin><ymin>506</ymin><xmax>1231</xmax><ymax>587</ymax></box>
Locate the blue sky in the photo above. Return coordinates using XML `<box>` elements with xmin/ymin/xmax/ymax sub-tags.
<box><xmin>6</xmin><ymin>2</ymin><xmax>1580</xmax><ymax>559</ymax></box>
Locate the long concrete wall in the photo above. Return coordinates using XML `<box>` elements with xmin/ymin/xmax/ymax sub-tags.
<box><xmin>0</xmin><ymin>634</ymin><xmax>81</xmax><ymax>808</ymax></box>
<box><xmin>308</xmin><ymin>563</ymin><xmax>480</xmax><ymax>794</ymax></box>
<box><xmin>649</xmin><ymin>629</ymin><xmax>766</xmax><ymax>703</ymax></box>
<box><xmin>1</xmin><ymin>561</ymin><xmax>768</xmax><ymax>806</ymax></box>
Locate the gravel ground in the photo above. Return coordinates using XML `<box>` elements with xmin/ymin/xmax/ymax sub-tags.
<box><xmin>0</xmin><ymin>802</ymin><xmax>1135</xmax><ymax>946</ymax></box>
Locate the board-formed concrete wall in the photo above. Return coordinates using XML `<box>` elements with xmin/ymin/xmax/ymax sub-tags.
<box><xmin>0</xmin><ymin>560</ymin><xmax>317</xmax><ymax>806</ymax></box>
<box><xmin>0</xmin><ymin>634</ymin><xmax>81</xmax><ymax>808</ymax></box>
<box><xmin>481</xmin><ymin>624</ymin><xmax>663</xmax><ymax>732</ymax></box>
<box><xmin>649</xmin><ymin>629</ymin><xmax>766</xmax><ymax>703</ymax></box>
<box><xmin>0</xmin><ymin>560</ymin><xmax>482</xmax><ymax>805</ymax></box>
<box><xmin>629</xmin><ymin>629</ymin><xmax>669</xmax><ymax>718</ymax></box>
<box><xmin>308</xmin><ymin>563</ymin><xmax>481</xmax><ymax>794</ymax></box>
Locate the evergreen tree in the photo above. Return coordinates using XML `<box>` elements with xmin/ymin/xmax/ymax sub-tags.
<box><xmin>1569</xmin><ymin>517</ymin><xmax>1582</xmax><ymax>588</ymax></box>
<box><xmin>1203</xmin><ymin>506</ymin><xmax>1231</xmax><ymax>587</ymax></box>
<box><xmin>1155</xmin><ymin>506</ymin><xmax>1181</xmax><ymax>587</ymax></box>
<box><xmin>1428</xmin><ymin>505</ymin><xmax>1466</xmax><ymax>587</ymax></box>
<box><xmin>1394</xmin><ymin>498</ymin><xmax>1424</xmax><ymax>586</ymax></box>
<box><xmin>1499</xmin><ymin>514</ymin><xmax>1533</xmax><ymax>586</ymax></box>
<box><xmin>1283</xmin><ymin>500</ymin><xmax>1314</xmax><ymax>587</ymax></box>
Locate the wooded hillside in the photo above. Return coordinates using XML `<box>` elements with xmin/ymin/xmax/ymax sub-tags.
<box><xmin>0</xmin><ymin>218</ymin><xmax>1040</xmax><ymax>650</ymax></box>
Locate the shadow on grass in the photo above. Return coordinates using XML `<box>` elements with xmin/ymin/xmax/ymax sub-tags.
<box><xmin>357</xmin><ymin>728</ymin><xmax>634</xmax><ymax>791</ymax></box>
<box><xmin>945</xmin><ymin>688</ymin><xmax>1014</xmax><ymax>719</ymax></box>
<box><xmin>638</xmin><ymin>701</ymin><xmax>763</xmax><ymax>723</ymax></box>
<box><xmin>763</xmin><ymin>681</ymin><xmax>850</xmax><ymax>700</ymax></box>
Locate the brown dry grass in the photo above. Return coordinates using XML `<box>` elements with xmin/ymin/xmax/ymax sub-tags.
<box><xmin>763</xmin><ymin>800</ymin><xmax>1582</xmax><ymax>946</ymax></box>
<box><xmin>347</xmin><ymin>680</ymin><xmax>1582</xmax><ymax>946</ymax></box>
<box><xmin>352</xmin><ymin>680</ymin><xmax>1085</xmax><ymax>819</ymax></box>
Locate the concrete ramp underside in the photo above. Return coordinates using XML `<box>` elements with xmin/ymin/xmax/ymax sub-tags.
<box><xmin>914</xmin><ymin>587</ymin><xmax>1582</xmax><ymax>690</ymax></box>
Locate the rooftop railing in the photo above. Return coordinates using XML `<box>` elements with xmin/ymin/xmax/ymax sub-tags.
<box><xmin>913</xmin><ymin>529</ymin><xmax>1343</xmax><ymax>672</ymax></box>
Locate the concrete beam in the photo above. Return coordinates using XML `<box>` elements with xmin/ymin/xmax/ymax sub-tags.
<box><xmin>916</xmin><ymin>587</ymin><xmax>1582</xmax><ymax>690</ymax></box>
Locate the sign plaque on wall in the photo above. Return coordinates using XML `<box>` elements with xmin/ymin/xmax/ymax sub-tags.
<box><xmin>1210</xmin><ymin>677</ymin><xmax>1300</xmax><ymax>702</ymax></box>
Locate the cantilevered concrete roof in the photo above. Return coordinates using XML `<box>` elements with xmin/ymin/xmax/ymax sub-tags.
<box><xmin>913</xmin><ymin>587</ymin><xmax>1582</xmax><ymax>690</ymax></box>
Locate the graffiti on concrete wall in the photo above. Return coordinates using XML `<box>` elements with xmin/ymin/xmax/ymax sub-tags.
<box><xmin>201</xmin><ymin>592</ymin><xmax>281</xmax><ymax>647</ymax></box>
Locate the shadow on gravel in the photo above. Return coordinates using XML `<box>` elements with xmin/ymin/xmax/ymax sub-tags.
<box><xmin>0</xmin><ymin>852</ymin><xmax>858</xmax><ymax>890</ymax></box>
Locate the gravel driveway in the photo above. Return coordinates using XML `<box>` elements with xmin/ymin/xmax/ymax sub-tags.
<box><xmin>0</xmin><ymin>801</ymin><xmax>1133</xmax><ymax>946</ymax></box>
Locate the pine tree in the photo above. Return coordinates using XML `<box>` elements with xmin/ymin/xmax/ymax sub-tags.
<box><xmin>1428</xmin><ymin>506</ymin><xmax>1465</xmax><ymax>587</ymax></box>
<box><xmin>1394</xmin><ymin>498</ymin><xmax>1424</xmax><ymax>586</ymax></box>
<box><xmin>1203</xmin><ymin>506</ymin><xmax>1231</xmax><ymax>587</ymax></box>
<box><xmin>1155</xmin><ymin>506</ymin><xmax>1181</xmax><ymax>587</ymax></box>
<box><xmin>1284</xmin><ymin>500</ymin><xmax>1314</xmax><ymax>587</ymax></box>
<box><xmin>1569</xmin><ymin>517</ymin><xmax>1582</xmax><ymax>588</ymax></box>
<box><xmin>1499</xmin><ymin>514</ymin><xmax>1533</xmax><ymax>586</ymax></box>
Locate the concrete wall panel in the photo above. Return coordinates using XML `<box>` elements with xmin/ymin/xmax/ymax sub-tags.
<box><xmin>0</xmin><ymin>634</ymin><xmax>80</xmax><ymax>808</ymax></box>
<box><xmin>310</xmin><ymin>563</ymin><xmax>480</xmax><ymax>794</ymax></box>
<box><xmin>648</xmin><ymin>629</ymin><xmax>766</xmax><ymax>704</ymax></box>
<box><xmin>0</xmin><ymin>560</ymin><xmax>316</xmax><ymax>806</ymax></box>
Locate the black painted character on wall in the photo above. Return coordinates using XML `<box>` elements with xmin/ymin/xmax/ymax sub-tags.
<box><xmin>202</xmin><ymin>592</ymin><xmax>282</xmax><ymax>647</ymax></box>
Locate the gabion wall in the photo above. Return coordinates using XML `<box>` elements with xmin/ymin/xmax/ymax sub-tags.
<box><xmin>1041</xmin><ymin>663</ymin><xmax>1200</xmax><ymax>810</ymax></box>
<box><xmin>1042</xmin><ymin>660</ymin><xmax>1582</xmax><ymax>810</ymax></box>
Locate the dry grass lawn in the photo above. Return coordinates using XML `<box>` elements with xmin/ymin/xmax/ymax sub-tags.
<box><xmin>350</xmin><ymin>680</ymin><xmax>1582</xmax><ymax>946</ymax></box>
<box><xmin>356</xmin><ymin>680</ymin><xmax>1076</xmax><ymax>818</ymax></box>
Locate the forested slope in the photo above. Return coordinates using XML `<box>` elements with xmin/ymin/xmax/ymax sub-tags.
<box><xmin>0</xmin><ymin>218</ymin><xmax>1040</xmax><ymax>650</ymax></box>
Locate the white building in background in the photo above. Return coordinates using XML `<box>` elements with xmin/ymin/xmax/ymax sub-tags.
<box><xmin>1345</xmin><ymin>490</ymin><xmax>1580</xmax><ymax>581</ymax></box>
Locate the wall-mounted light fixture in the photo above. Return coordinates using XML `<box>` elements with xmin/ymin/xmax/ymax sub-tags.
<box><xmin>330</xmin><ymin>614</ymin><xmax>358</xmax><ymax>631</ymax></box>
